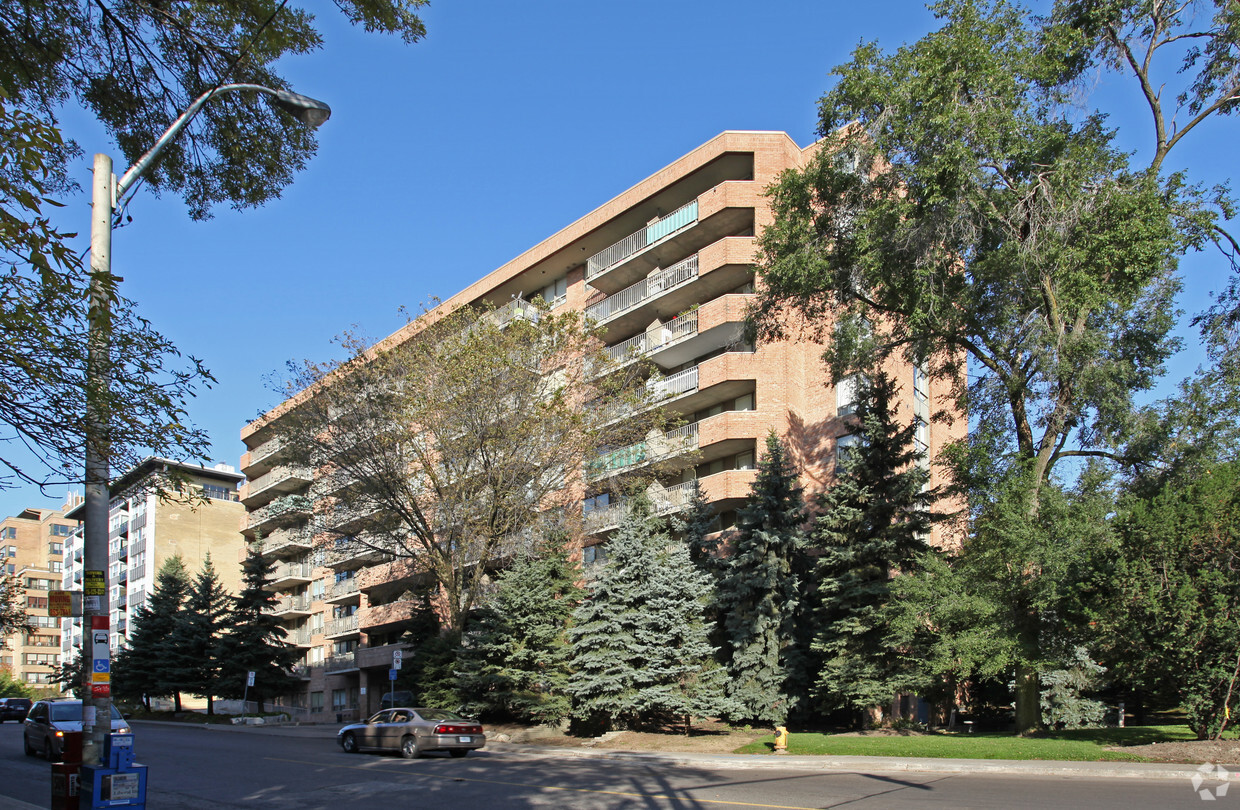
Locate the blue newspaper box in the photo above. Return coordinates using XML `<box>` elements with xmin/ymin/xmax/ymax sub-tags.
<box><xmin>80</xmin><ymin>733</ymin><xmax>147</xmax><ymax>809</ymax></box>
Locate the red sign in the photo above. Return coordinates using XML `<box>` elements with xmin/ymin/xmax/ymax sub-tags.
<box><xmin>91</xmin><ymin>682</ymin><xmax>110</xmax><ymax>697</ymax></box>
<box><xmin>90</xmin><ymin>615</ymin><xmax>109</xmax><ymax>631</ymax></box>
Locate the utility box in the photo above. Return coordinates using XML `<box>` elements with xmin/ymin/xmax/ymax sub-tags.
<box><xmin>79</xmin><ymin>733</ymin><xmax>147</xmax><ymax>809</ymax></box>
<box><xmin>50</xmin><ymin>730</ymin><xmax>84</xmax><ymax>810</ymax></box>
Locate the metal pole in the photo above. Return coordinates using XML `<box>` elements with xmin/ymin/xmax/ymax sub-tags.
<box><xmin>83</xmin><ymin>153</ymin><xmax>115</xmax><ymax>767</ymax></box>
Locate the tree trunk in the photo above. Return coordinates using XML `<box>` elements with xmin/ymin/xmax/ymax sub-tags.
<box><xmin>173</xmin><ymin>691</ymin><xmax>182</xmax><ymax>713</ymax></box>
<box><xmin>207</xmin><ymin>694</ymin><xmax>214</xmax><ymax>716</ymax></box>
<box><xmin>1014</xmin><ymin>663</ymin><xmax>1040</xmax><ymax>734</ymax></box>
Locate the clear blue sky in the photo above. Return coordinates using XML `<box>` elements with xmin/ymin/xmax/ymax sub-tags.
<box><xmin>3</xmin><ymin>0</ymin><xmax>1231</xmax><ymax>519</ymax></box>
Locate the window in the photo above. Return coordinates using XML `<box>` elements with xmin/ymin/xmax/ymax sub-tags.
<box><xmin>836</xmin><ymin>374</ymin><xmax>862</xmax><ymax>417</ymax></box>
<box><xmin>311</xmin><ymin>691</ymin><xmax>324</xmax><ymax>713</ymax></box>
<box><xmin>49</xmin><ymin>561</ymin><xmax>62</xmax><ymax>573</ymax></box>
<box><xmin>50</xmin><ymin>524</ymin><xmax>71</xmax><ymax>537</ymax></box>
<box><xmin>583</xmin><ymin>544</ymin><xmax>607</xmax><ymax>566</ymax></box>
<box><xmin>1</xmin><ymin>527</ymin><xmax>15</xmax><ymax>540</ymax></box>
<box><xmin>913</xmin><ymin>363</ymin><xmax>929</xmax><ymax>407</ymax></box>
<box><xmin>914</xmin><ymin>417</ymin><xmax>930</xmax><ymax>472</ymax></box>
<box><xmin>48</xmin><ymin>541</ymin><xmax>63</xmax><ymax>555</ymax></box>
<box><xmin>202</xmin><ymin>484</ymin><xmax>238</xmax><ymax>501</ymax></box>
<box><xmin>735</xmin><ymin>393</ymin><xmax>755</xmax><ymax>411</ymax></box>
<box><xmin>331</xmin><ymin>689</ymin><xmax>347</xmax><ymax>711</ymax></box>
<box><xmin>540</xmin><ymin>276</ymin><xmax>567</xmax><ymax>308</ymax></box>
<box><xmin>735</xmin><ymin>451</ymin><xmax>756</xmax><ymax>471</ymax></box>
<box><xmin>332</xmin><ymin>639</ymin><xmax>357</xmax><ymax>655</ymax></box>
<box><xmin>582</xmin><ymin>492</ymin><xmax>610</xmax><ymax>514</ymax></box>
<box><xmin>836</xmin><ymin>433</ymin><xmax>861</xmax><ymax>466</ymax></box>
<box><xmin>27</xmin><ymin>596</ymin><xmax>48</xmax><ymax>609</ymax></box>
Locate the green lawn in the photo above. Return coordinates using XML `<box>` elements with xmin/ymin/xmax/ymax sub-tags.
<box><xmin>734</xmin><ymin>725</ymin><xmax>1208</xmax><ymax>761</ymax></box>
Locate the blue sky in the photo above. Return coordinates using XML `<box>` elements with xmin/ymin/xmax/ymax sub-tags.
<box><xmin>3</xmin><ymin>0</ymin><xmax>1232</xmax><ymax>519</ymax></box>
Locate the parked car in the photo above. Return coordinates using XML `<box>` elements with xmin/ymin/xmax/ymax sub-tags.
<box><xmin>0</xmin><ymin>697</ymin><xmax>32</xmax><ymax>722</ymax></box>
<box><xmin>23</xmin><ymin>699</ymin><xmax>131</xmax><ymax>761</ymax></box>
<box><xmin>337</xmin><ymin>708</ymin><xmax>485</xmax><ymax>759</ymax></box>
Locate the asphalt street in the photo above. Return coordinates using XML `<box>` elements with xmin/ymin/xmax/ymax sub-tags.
<box><xmin>0</xmin><ymin>720</ymin><xmax>1232</xmax><ymax>809</ymax></box>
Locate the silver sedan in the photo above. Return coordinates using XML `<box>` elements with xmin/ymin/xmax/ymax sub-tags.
<box><xmin>337</xmin><ymin>708</ymin><xmax>485</xmax><ymax>759</ymax></box>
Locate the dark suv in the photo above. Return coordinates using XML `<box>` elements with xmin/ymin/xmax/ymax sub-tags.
<box><xmin>0</xmin><ymin>697</ymin><xmax>32</xmax><ymax>722</ymax></box>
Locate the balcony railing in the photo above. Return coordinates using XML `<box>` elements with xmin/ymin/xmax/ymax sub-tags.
<box><xmin>269</xmin><ymin>562</ymin><xmax>314</xmax><ymax>584</ymax></box>
<box><xmin>325</xmin><ymin>615</ymin><xmax>359</xmax><ymax>637</ymax></box>
<box><xmin>585</xmin><ymin>254</ymin><xmax>699</xmax><ymax>323</ymax></box>
<box><xmin>325</xmin><ymin>578</ymin><xmax>360</xmax><ymax>601</ymax></box>
<box><xmin>325</xmin><ymin>652</ymin><xmax>357</xmax><ymax>673</ymax></box>
<box><xmin>269</xmin><ymin>594</ymin><xmax>312</xmax><ymax>615</ymax></box>
<box><xmin>587</xmin><ymin>423</ymin><xmax>699</xmax><ymax>481</ymax></box>
<box><xmin>586</xmin><ymin>200</ymin><xmax>699</xmax><ymax>281</ymax></box>
<box><xmin>602</xmin><ymin>309</ymin><xmax>698</xmax><ymax>365</ymax></box>
<box><xmin>247</xmin><ymin>494</ymin><xmax>313</xmax><ymax>533</ymax></box>
<box><xmin>583</xmin><ymin>480</ymin><xmax>699</xmax><ymax>534</ymax></box>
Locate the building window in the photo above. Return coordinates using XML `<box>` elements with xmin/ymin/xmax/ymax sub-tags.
<box><xmin>1</xmin><ymin>527</ymin><xmax>16</xmax><ymax>540</ymax></box>
<box><xmin>49</xmin><ymin>561</ymin><xmax>62</xmax><ymax>573</ymax></box>
<box><xmin>331</xmin><ymin>689</ymin><xmax>347</xmax><ymax>711</ymax></box>
<box><xmin>583</xmin><ymin>544</ymin><xmax>607</xmax><ymax>566</ymax></box>
<box><xmin>48</xmin><ymin>541</ymin><xmax>63</xmax><ymax>555</ymax></box>
<box><xmin>311</xmin><ymin>692</ymin><xmax>324</xmax><ymax>713</ymax></box>
<box><xmin>836</xmin><ymin>374</ymin><xmax>862</xmax><ymax>417</ymax></box>
<box><xmin>913</xmin><ymin>363</ymin><xmax>929</xmax><ymax>407</ymax></box>
<box><xmin>582</xmin><ymin>492</ymin><xmax>610</xmax><ymax>514</ymax></box>
<box><xmin>202</xmin><ymin>484</ymin><xmax>238</xmax><ymax>501</ymax></box>
<box><xmin>50</xmin><ymin>524</ymin><xmax>71</xmax><ymax>537</ymax></box>
<box><xmin>836</xmin><ymin>433</ymin><xmax>861</xmax><ymax>467</ymax></box>
<box><xmin>27</xmin><ymin>596</ymin><xmax>48</xmax><ymax>609</ymax></box>
<box><xmin>540</xmin><ymin>276</ymin><xmax>567</xmax><ymax>308</ymax></box>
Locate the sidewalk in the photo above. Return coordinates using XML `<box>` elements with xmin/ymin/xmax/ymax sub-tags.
<box><xmin>129</xmin><ymin>719</ymin><xmax>1229</xmax><ymax>782</ymax></box>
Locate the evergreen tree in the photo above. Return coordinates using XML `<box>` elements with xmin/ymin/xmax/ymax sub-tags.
<box><xmin>166</xmin><ymin>554</ymin><xmax>232</xmax><ymax>715</ymax></box>
<box><xmin>216</xmin><ymin>550</ymin><xmax>300</xmax><ymax>712</ymax></box>
<box><xmin>115</xmin><ymin>556</ymin><xmax>190</xmax><ymax>711</ymax></box>
<box><xmin>569</xmin><ymin>495</ymin><xmax>730</xmax><ymax>731</ymax></box>
<box><xmin>673</xmin><ymin>479</ymin><xmax>722</xmax><ymax>579</ymax></box>
<box><xmin>715</xmin><ymin>432</ymin><xmax>806</xmax><ymax>726</ymax></box>
<box><xmin>457</xmin><ymin>535</ymin><xmax>583</xmax><ymax>724</ymax></box>
<box><xmin>809</xmin><ymin>372</ymin><xmax>935</xmax><ymax>722</ymax></box>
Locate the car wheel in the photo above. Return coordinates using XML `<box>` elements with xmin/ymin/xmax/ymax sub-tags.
<box><xmin>340</xmin><ymin>732</ymin><xmax>358</xmax><ymax>754</ymax></box>
<box><xmin>23</xmin><ymin>733</ymin><xmax>35</xmax><ymax>757</ymax></box>
<box><xmin>449</xmin><ymin>749</ymin><xmax>469</xmax><ymax>758</ymax></box>
<box><xmin>44</xmin><ymin>737</ymin><xmax>57</xmax><ymax>762</ymax></box>
<box><xmin>400</xmin><ymin>736</ymin><xmax>421</xmax><ymax>760</ymax></box>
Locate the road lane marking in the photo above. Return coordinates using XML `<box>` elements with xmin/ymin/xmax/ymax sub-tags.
<box><xmin>266</xmin><ymin>756</ymin><xmax>822</xmax><ymax>809</ymax></box>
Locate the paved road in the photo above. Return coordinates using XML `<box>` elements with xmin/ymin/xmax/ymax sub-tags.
<box><xmin>0</xmin><ymin>721</ymin><xmax>1227</xmax><ymax>808</ymax></box>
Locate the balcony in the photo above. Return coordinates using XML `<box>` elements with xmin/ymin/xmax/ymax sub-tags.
<box><xmin>324</xmin><ymin>577</ymin><xmax>361</xmax><ymax>604</ymax></box>
<box><xmin>586</xmin><ymin>254</ymin><xmax>699</xmax><ymax>324</ymax></box>
<box><xmin>265</xmin><ymin>562</ymin><xmax>315</xmax><ymax>591</ymax></box>
<box><xmin>111</xmin><ymin>591</ymin><xmax>127</xmax><ymax>611</ymax></box>
<box><xmin>358</xmin><ymin>558</ymin><xmax>422</xmax><ymax>601</ymax></box>
<box><xmin>240</xmin><ymin>435</ymin><xmax>286</xmax><ymax>478</ymax></box>
<box><xmin>587</xmin><ymin>423</ymin><xmax>700</xmax><ymax>482</ymax></box>
<box><xmin>584</xmin><ymin>468</ymin><xmax>758</xmax><ymax>534</ymax></box>
<box><xmin>240</xmin><ymin>466</ymin><xmax>314</xmax><ymax>510</ymax></box>
<box><xmin>358</xmin><ymin>599</ymin><xmax>419</xmax><ymax>635</ymax></box>
<box><xmin>109</xmin><ymin>544</ymin><xmax>128</xmax><ymax>564</ymax></box>
<box><xmin>325</xmin><ymin>652</ymin><xmax>358</xmax><ymax>673</ymax></box>
<box><xmin>269</xmin><ymin>594</ymin><xmax>313</xmax><ymax>618</ymax></box>
<box><xmin>326</xmin><ymin>539</ymin><xmax>388</xmax><ymax>570</ymax></box>
<box><xmin>256</xmin><ymin>526</ymin><xmax>313</xmax><ymax>559</ymax></box>
<box><xmin>245</xmin><ymin>494</ymin><xmax>313</xmax><ymax>538</ymax></box>
<box><xmin>115</xmin><ymin>567</ymin><xmax>127</xmax><ymax>585</ymax></box>
<box><xmin>325</xmin><ymin>614</ymin><xmax>360</xmax><ymax>639</ymax></box>
<box><xmin>586</xmin><ymin>201</ymin><xmax>698</xmax><ymax>285</ymax></box>
<box><xmin>281</xmin><ymin>626</ymin><xmax>314</xmax><ymax>647</ymax></box>
<box><xmin>108</xmin><ymin>520</ymin><xmax>128</xmax><ymax>540</ymax></box>
<box><xmin>356</xmin><ymin>643</ymin><xmax>412</xmax><ymax>670</ymax></box>
<box><xmin>584</xmin><ymin>182</ymin><xmax>759</xmax><ymax>295</ymax></box>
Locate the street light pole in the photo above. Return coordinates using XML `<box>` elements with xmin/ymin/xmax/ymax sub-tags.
<box><xmin>82</xmin><ymin>84</ymin><xmax>329</xmax><ymax>767</ymax></box>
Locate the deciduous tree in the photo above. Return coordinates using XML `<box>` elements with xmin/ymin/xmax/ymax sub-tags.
<box><xmin>273</xmin><ymin>303</ymin><xmax>667</xmax><ymax>634</ymax></box>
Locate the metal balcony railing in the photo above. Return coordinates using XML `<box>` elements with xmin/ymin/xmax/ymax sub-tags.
<box><xmin>585</xmin><ymin>255</ymin><xmax>699</xmax><ymax>323</ymax></box>
<box><xmin>269</xmin><ymin>594</ymin><xmax>312</xmax><ymax>614</ymax></box>
<box><xmin>326</xmin><ymin>615</ymin><xmax>359</xmax><ymax>637</ymax></box>
<box><xmin>586</xmin><ymin>200</ymin><xmax>699</xmax><ymax>281</ymax></box>
<box><xmin>270</xmin><ymin>562</ymin><xmax>314</xmax><ymax>582</ymax></box>
<box><xmin>325</xmin><ymin>578</ymin><xmax>360</xmax><ymax>601</ymax></box>
<box><xmin>602</xmin><ymin>309</ymin><xmax>698</xmax><ymax>365</ymax></box>
<box><xmin>325</xmin><ymin>652</ymin><xmax>357</xmax><ymax>673</ymax></box>
<box><xmin>583</xmin><ymin>480</ymin><xmax>699</xmax><ymax>534</ymax></box>
<box><xmin>587</xmin><ymin>423</ymin><xmax>699</xmax><ymax>481</ymax></box>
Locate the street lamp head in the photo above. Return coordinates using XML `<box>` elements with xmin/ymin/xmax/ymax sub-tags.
<box><xmin>272</xmin><ymin>89</ymin><xmax>332</xmax><ymax>128</ymax></box>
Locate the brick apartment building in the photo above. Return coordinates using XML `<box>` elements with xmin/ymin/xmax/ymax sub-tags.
<box><xmin>60</xmin><ymin>458</ymin><xmax>249</xmax><ymax>662</ymax></box>
<box><xmin>241</xmin><ymin>131</ymin><xmax>964</xmax><ymax>721</ymax></box>
<box><xmin>1</xmin><ymin>496</ymin><xmax>78</xmax><ymax>690</ymax></box>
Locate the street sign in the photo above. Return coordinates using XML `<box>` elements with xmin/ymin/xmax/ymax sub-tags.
<box><xmin>48</xmin><ymin>590</ymin><xmax>81</xmax><ymax>617</ymax></box>
<box><xmin>84</xmin><ymin>570</ymin><xmax>105</xmax><ymax>596</ymax></box>
<box><xmin>389</xmin><ymin>668</ymin><xmax>398</xmax><ymax>682</ymax></box>
<box><xmin>246</xmin><ymin>671</ymin><xmax>256</xmax><ymax>687</ymax></box>
<box><xmin>392</xmin><ymin>649</ymin><xmax>402</xmax><ymax>670</ymax></box>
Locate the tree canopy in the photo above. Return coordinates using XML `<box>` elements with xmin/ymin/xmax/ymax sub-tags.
<box><xmin>272</xmin><ymin>302</ymin><xmax>669</xmax><ymax>633</ymax></box>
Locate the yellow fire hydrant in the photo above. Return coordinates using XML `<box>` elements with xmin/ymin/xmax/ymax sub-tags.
<box><xmin>774</xmin><ymin>725</ymin><xmax>789</xmax><ymax>752</ymax></box>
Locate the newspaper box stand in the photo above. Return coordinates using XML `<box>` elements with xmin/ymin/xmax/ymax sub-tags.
<box><xmin>80</xmin><ymin>733</ymin><xmax>147</xmax><ymax>809</ymax></box>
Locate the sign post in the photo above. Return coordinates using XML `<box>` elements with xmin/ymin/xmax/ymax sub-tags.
<box><xmin>389</xmin><ymin>650</ymin><xmax>402</xmax><ymax>709</ymax></box>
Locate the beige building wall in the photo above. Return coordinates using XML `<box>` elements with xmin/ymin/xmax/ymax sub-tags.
<box><xmin>1</xmin><ymin>496</ymin><xmax>79</xmax><ymax>692</ymax></box>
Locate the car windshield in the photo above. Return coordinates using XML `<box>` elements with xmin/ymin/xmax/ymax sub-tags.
<box><xmin>416</xmin><ymin>709</ymin><xmax>464</xmax><ymax>721</ymax></box>
<box><xmin>51</xmin><ymin>704</ymin><xmax>124</xmax><ymax>722</ymax></box>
